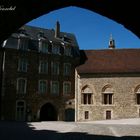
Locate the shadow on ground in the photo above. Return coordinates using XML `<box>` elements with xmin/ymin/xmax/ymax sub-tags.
<box><xmin>0</xmin><ymin>121</ymin><xmax>140</xmax><ymax>140</ymax></box>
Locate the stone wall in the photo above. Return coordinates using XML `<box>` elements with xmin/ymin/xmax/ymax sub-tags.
<box><xmin>76</xmin><ymin>73</ymin><xmax>140</xmax><ymax>121</ymax></box>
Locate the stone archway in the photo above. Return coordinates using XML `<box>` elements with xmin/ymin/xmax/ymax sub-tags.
<box><xmin>40</xmin><ymin>103</ymin><xmax>57</xmax><ymax>121</ymax></box>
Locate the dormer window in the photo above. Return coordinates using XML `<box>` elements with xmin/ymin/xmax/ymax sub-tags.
<box><xmin>63</xmin><ymin>36</ymin><xmax>71</xmax><ymax>43</ymax></box>
<box><xmin>18</xmin><ymin>28</ymin><xmax>27</xmax><ymax>36</ymax></box>
<box><xmin>64</xmin><ymin>47</ymin><xmax>71</xmax><ymax>56</ymax></box>
<box><xmin>38</xmin><ymin>31</ymin><xmax>45</xmax><ymax>38</ymax></box>
<box><xmin>39</xmin><ymin>41</ymin><xmax>48</xmax><ymax>53</ymax></box>
<box><xmin>18</xmin><ymin>38</ymin><xmax>29</xmax><ymax>51</ymax></box>
<box><xmin>52</xmin><ymin>44</ymin><xmax>60</xmax><ymax>54</ymax></box>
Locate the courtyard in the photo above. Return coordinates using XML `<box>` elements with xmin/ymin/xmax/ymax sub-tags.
<box><xmin>0</xmin><ymin>119</ymin><xmax>140</xmax><ymax>140</ymax></box>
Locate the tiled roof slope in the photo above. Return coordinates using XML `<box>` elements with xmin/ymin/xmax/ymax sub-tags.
<box><xmin>77</xmin><ymin>49</ymin><xmax>140</xmax><ymax>74</ymax></box>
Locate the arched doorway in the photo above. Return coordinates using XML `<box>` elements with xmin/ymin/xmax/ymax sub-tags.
<box><xmin>65</xmin><ymin>108</ymin><xmax>75</xmax><ymax>121</ymax></box>
<box><xmin>40</xmin><ymin>103</ymin><xmax>57</xmax><ymax>121</ymax></box>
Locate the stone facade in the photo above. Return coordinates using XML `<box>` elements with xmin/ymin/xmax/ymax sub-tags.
<box><xmin>76</xmin><ymin>47</ymin><xmax>140</xmax><ymax>122</ymax></box>
<box><xmin>76</xmin><ymin>73</ymin><xmax>140</xmax><ymax>121</ymax></box>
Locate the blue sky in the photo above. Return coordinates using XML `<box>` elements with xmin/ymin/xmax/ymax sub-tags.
<box><xmin>27</xmin><ymin>6</ymin><xmax>140</xmax><ymax>50</ymax></box>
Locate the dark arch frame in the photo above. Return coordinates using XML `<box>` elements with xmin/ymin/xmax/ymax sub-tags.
<box><xmin>0</xmin><ymin>0</ymin><xmax>140</xmax><ymax>45</ymax></box>
<box><xmin>0</xmin><ymin>0</ymin><xmax>140</xmax><ymax>119</ymax></box>
<box><xmin>39</xmin><ymin>103</ymin><xmax>58</xmax><ymax>121</ymax></box>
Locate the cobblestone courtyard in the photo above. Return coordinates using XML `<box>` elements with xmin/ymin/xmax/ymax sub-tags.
<box><xmin>0</xmin><ymin>119</ymin><xmax>140</xmax><ymax>140</ymax></box>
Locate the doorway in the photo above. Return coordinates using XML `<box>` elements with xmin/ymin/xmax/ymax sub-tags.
<box><xmin>40</xmin><ymin>103</ymin><xmax>57</xmax><ymax>121</ymax></box>
<box><xmin>65</xmin><ymin>108</ymin><xmax>75</xmax><ymax>121</ymax></box>
<box><xmin>16</xmin><ymin>101</ymin><xmax>26</xmax><ymax>121</ymax></box>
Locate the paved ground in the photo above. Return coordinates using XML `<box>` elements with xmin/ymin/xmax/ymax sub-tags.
<box><xmin>0</xmin><ymin>119</ymin><xmax>140</xmax><ymax>140</ymax></box>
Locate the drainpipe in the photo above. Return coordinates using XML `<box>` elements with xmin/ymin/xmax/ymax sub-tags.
<box><xmin>0</xmin><ymin>41</ymin><xmax>6</xmax><ymax>120</ymax></box>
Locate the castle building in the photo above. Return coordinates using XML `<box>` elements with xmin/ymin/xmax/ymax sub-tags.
<box><xmin>0</xmin><ymin>22</ymin><xmax>80</xmax><ymax>121</ymax></box>
<box><xmin>0</xmin><ymin>24</ymin><xmax>140</xmax><ymax>122</ymax></box>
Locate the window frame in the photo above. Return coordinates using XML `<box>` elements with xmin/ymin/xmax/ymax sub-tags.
<box><xmin>64</xmin><ymin>47</ymin><xmax>71</xmax><ymax>56</ymax></box>
<box><xmin>51</xmin><ymin>61</ymin><xmax>59</xmax><ymax>75</ymax></box>
<box><xmin>18</xmin><ymin>58</ymin><xmax>28</xmax><ymax>72</ymax></box>
<box><xmin>136</xmin><ymin>93</ymin><xmax>140</xmax><ymax>105</ymax></box>
<box><xmin>82</xmin><ymin>93</ymin><xmax>92</xmax><ymax>105</ymax></box>
<box><xmin>103</xmin><ymin>93</ymin><xmax>113</xmax><ymax>105</ymax></box>
<box><xmin>38</xmin><ymin>80</ymin><xmax>47</xmax><ymax>94</ymax></box>
<box><xmin>17</xmin><ymin>78</ymin><xmax>27</xmax><ymax>94</ymax></box>
<box><xmin>52</xmin><ymin>44</ymin><xmax>60</xmax><ymax>54</ymax></box>
<box><xmin>85</xmin><ymin>111</ymin><xmax>89</xmax><ymax>120</ymax></box>
<box><xmin>39</xmin><ymin>40</ymin><xmax>49</xmax><ymax>54</ymax></box>
<box><xmin>18</xmin><ymin>37</ymin><xmax>29</xmax><ymax>51</ymax></box>
<box><xmin>63</xmin><ymin>82</ymin><xmax>71</xmax><ymax>95</ymax></box>
<box><xmin>64</xmin><ymin>63</ymin><xmax>71</xmax><ymax>76</ymax></box>
<box><xmin>39</xmin><ymin>60</ymin><xmax>48</xmax><ymax>74</ymax></box>
<box><xmin>51</xmin><ymin>81</ymin><xmax>59</xmax><ymax>96</ymax></box>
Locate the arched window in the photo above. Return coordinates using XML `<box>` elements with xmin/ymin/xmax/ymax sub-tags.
<box><xmin>102</xmin><ymin>85</ymin><xmax>113</xmax><ymax>105</ymax></box>
<box><xmin>134</xmin><ymin>85</ymin><xmax>140</xmax><ymax>105</ymax></box>
<box><xmin>16</xmin><ymin>100</ymin><xmax>26</xmax><ymax>121</ymax></box>
<box><xmin>81</xmin><ymin>85</ymin><xmax>93</xmax><ymax>105</ymax></box>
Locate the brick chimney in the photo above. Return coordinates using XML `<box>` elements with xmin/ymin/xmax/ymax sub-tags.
<box><xmin>55</xmin><ymin>21</ymin><xmax>60</xmax><ymax>38</ymax></box>
<box><xmin>109</xmin><ymin>34</ymin><xmax>115</xmax><ymax>49</ymax></box>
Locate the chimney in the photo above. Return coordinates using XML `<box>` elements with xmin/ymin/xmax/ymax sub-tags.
<box><xmin>109</xmin><ymin>34</ymin><xmax>115</xmax><ymax>49</ymax></box>
<box><xmin>55</xmin><ymin>21</ymin><xmax>60</xmax><ymax>38</ymax></box>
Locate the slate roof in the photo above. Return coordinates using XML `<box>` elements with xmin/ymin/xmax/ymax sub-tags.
<box><xmin>12</xmin><ymin>25</ymin><xmax>79</xmax><ymax>47</ymax></box>
<box><xmin>77</xmin><ymin>49</ymin><xmax>140</xmax><ymax>74</ymax></box>
<box><xmin>5</xmin><ymin>25</ymin><xmax>80</xmax><ymax>57</ymax></box>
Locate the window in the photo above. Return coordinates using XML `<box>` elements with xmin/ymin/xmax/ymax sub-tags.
<box><xmin>16</xmin><ymin>101</ymin><xmax>26</xmax><ymax>121</ymax></box>
<box><xmin>19</xmin><ymin>38</ymin><xmax>28</xmax><ymax>50</ymax></box>
<box><xmin>17</xmin><ymin>78</ymin><xmax>27</xmax><ymax>94</ymax></box>
<box><xmin>102</xmin><ymin>85</ymin><xmax>113</xmax><ymax>105</ymax></box>
<box><xmin>64</xmin><ymin>47</ymin><xmax>71</xmax><ymax>56</ymax></box>
<box><xmin>39</xmin><ymin>80</ymin><xmax>47</xmax><ymax>94</ymax></box>
<box><xmin>51</xmin><ymin>62</ymin><xmax>59</xmax><ymax>75</ymax></box>
<box><xmin>39</xmin><ymin>41</ymin><xmax>48</xmax><ymax>53</ymax></box>
<box><xmin>103</xmin><ymin>94</ymin><xmax>113</xmax><ymax>105</ymax></box>
<box><xmin>106</xmin><ymin>110</ymin><xmax>111</xmax><ymax>120</ymax></box>
<box><xmin>52</xmin><ymin>45</ymin><xmax>60</xmax><ymax>54</ymax></box>
<box><xmin>134</xmin><ymin>85</ymin><xmax>140</xmax><ymax>105</ymax></box>
<box><xmin>18</xmin><ymin>58</ymin><xmax>28</xmax><ymax>72</ymax></box>
<box><xmin>63</xmin><ymin>82</ymin><xmax>71</xmax><ymax>95</ymax></box>
<box><xmin>64</xmin><ymin>63</ymin><xmax>71</xmax><ymax>76</ymax></box>
<box><xmin>81</xmin><ymin>86</ymin><xmax>93</xmax><ymax>105</ymax></box>
<box><xmin>85</xmin><ymin>111</ymin><xmax>89</xmax><ymax>119</ymax></box>
<box><xmin>83</xmin><ymin>94</ymin><xmax>92</xmax><ymax>104</ymax></box>
<box><xmin>51</xmin><ymin>81</ymin><xmax>59</xmax><ymax>95</ymax></box>
<box><xmin>137</xmin><ymin>94</ymin><xmax>140</xmax><ymax>105</ymax></box>
<box><xmin>39</xmin><ymin>61</ymin><xmax>48</xmax><ymax>73</ymax></box>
